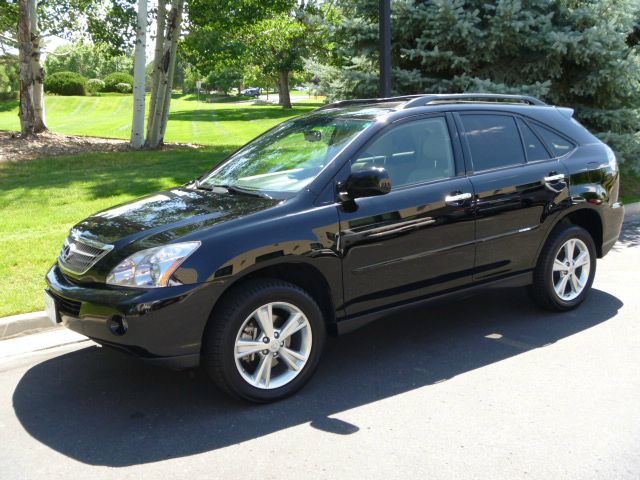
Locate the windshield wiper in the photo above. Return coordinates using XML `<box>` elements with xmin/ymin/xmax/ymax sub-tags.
<box><xmin>226</xmin><ymin>185</ymin><xmax>271</xmax><ymax>198</ymax></box>
<box><xmin>193</xmin><ymin>180</ymin><xmax>211</xmax><ymax>191</ymax></box>
<box><xmin>196</xmin><ymin>181</ymin><xmax>270</xmax><ymax>199</ymax></box>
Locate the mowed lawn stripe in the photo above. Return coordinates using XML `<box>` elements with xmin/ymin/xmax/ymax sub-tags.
<box><xmin>0</xmin><ymin>94</ymin><xmax>322</xmax><ymax>145</ymax></box>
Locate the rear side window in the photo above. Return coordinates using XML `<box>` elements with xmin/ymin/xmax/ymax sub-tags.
<box><xmin>517</xmin><ymin>119</ymin><xmax>550</xmax><ymax>161</ymax></box>
<box><xmin>460</xmin><ymin>114</ymin><xmax>525</xmax><ymax>171</ymax></box>
<box><xmin>532</xmin><ymin>124</ymin><xmax>575</xmax><ymax>157</ymax></box>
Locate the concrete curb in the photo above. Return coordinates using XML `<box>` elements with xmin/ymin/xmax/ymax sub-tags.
<box><xmin>1</xmin><ymin>200</ymin><xmax>639</xmax><ymax>342</ymax></box>
<box><xmin>0</xmin><ymin>311</ymin><xmax>55</xmax><ymax>341</ymax></box>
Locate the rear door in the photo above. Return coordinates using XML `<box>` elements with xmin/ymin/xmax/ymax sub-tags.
<box><xmin>455</xmin><ymin>112</ymin><xmax>569</xmax><ymax>280</ymax></box>
<box><xmin>338</xmin><ymin>114</ymin><xmax>476</xmax><ymax>317</ymax></box>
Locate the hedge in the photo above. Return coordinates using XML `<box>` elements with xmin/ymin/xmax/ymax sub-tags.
<box><xmin>87</xmin><ymin>78</ymin><xmax>106</xmax><ymax>94</ymax></box>
<box><xmin>104</xmin><ymin>72</ymin><xmax>134</xmax><ymax>93</ymax></box>
<box><xmin>45</xmin><ymin>71</ymin><xmax>88</xmax><ymax>96</ymax></box>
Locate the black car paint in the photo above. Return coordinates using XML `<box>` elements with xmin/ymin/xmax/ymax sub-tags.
<box><xmin>67</xmin><ymin>188</ymin><xmax>281</xmax><ymax>283</ymax></box>
<box><xmin>45</xmin><ymin>101</ymin><xmax>624</xmax><ymax>368</ymax></box>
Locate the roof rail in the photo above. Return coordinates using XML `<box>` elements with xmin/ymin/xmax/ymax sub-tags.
<box><xmin>403</xmin><ymin>93</ymin><xmax>547</xmax><ymax>108</ymax></box>
<box><xmin>315</xmin><ymin>95</ymin><xmax>424</xmax><ymax>111</ymax></box>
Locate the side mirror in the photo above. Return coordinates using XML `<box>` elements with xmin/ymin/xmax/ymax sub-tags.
<box><xmin>340</xmin><ymin>167</ymin><xmax>392</xmax><ymax>201</ymax></box>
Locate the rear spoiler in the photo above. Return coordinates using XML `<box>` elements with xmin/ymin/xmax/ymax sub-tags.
<box><xmin>555</xmin><ymin>107</ymin><xmax>575</xmax><ymax>118</ymax></box>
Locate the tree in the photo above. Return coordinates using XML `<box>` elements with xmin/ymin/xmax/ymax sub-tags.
<box><xmin>242</xmin><ymin>12</ymin><xmax>309</xmax><ymax>108</ymax></box>
<box><xmin>28</xmin><ymin>0</ymin><xmax>46</xmax><ymax>131</ymax></box>
<box><xmin>3</xmin><ymin>0</ymin><xmax>94</xmax><ymax>136</ymax></box>
<box><xmin>147</xmin><ymin>0</ymin><xmax>185</xmax><ymax>147</ymax></box>
<box><xmin>146</xmin><ymin>0</ymin><xmax>166</xmax><ymax>135</ymax></box>
<box><xmin>131</xmin><ymin>0</ymin><xmax>147</xmax><ymax>148</ymax></box>
<box><xmin>84</xmin><ymin>0</ymin><xmax>185</xmax><ymax>148</ymax></box>
<box><xmin>0</xmin><ymin>62</ymin><xmax>19</xmax><ymax>95</ymax></box>
<box><xmin>0</xmin><ymin>0</ymin><xmax>19</xmax><ymax>91</ymax></box>
<box><xmin>317</xmin><ymin>0</ymin><xmax>640</xmax><ymax>178</ymax></box>
<box><xmin>184</xmin><ymin>0</ymin><xmax>314</xmax><ymax>108</ymax></box>
<box><xmin>17</xmin><ymin>0</ymin><xmax>35</xmax><ymax>136</ymax></box>
<box><xmin>45</xmin><ymin>43</ymin><xmax>133</xmax><ymax>79</ymax></box>
<box><xmin>86</xmin><ymin>0</ymin><xmax>137</xmax><ymax>55</ymax></box>
<box><xmin>199</xmin><ymin>63</ymin><xmax>244</xmax><ymax>94</ymax></box>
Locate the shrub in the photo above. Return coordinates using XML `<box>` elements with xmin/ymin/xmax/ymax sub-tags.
<box><xmin>87</xmin><ymin>78</ymin><xmax>105</xmax><ymax>94</ymax></box>
<box><xmin>103</xmin><ymin>72</ymin><xmax>134</xmax><ymax>92</ymax></box>
<box><xmin>0</xmin><ymin>91</ymin><xmax>18</xmax><ymax>101</ymax></box>
<box><xmin>115</xmin><ymin>82</ymin><xmax>132</xmax><ymax>93</ymax></box>
<box><xmin>45</xmin><ymin>71</ymin><xmax>87</xmax><ymax>96</ymax></box>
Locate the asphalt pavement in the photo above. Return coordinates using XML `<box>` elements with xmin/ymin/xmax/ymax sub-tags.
<box><xmin>0</xmin><ymin>218</ymin><xmax>638</xmax><ymax>480</ymax></box>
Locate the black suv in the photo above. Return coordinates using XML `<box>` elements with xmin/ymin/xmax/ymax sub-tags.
<box><xmin>46</xmin><ymin>93</ymin><xmax>624</xmax><ymax>402</ymax></box>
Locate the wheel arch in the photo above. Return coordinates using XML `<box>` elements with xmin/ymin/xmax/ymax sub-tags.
<box><xmin>538</xmin><ymin>206</ymin><xmax>604</xmax><ymax>262</ymax></box>
<box><xmin>203</xmin><ymin>261</ymin><xmax>339</xmax><ymax>345</ymax></box>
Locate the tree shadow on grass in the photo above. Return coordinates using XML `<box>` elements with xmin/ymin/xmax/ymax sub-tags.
<box><xmin>168</xmin><ymin>104</ymin><xmax>318</xmax><ymax>123</ymax></box>
<box><xmin>0</xmin><ymin>147</ymin><xmax>235</xmax><ymax>202</ymax></box>
<box><xmin>0</xmin><ymin>99</ymin><xmax>19</xmax><ymax>112</ymax></box>
<box><xmin>175</xmin><ymin>93</ymin><xmax>257</xmax><ymax>103</ymax></box>
<box><xmin>12</xmin><ymin>287</ymin><xmax>622</xmax><ymax>467</ymax></box>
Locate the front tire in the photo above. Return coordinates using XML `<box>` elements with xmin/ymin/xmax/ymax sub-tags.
<box><xmin>530</xmin><ymin>224</ymin><xmax>597</xmax><ymax>311</ymax></box>
<box><xmin>203</xmin><ymin>279</ymin><xmax>326</xmax><ymax>403</ymax></box>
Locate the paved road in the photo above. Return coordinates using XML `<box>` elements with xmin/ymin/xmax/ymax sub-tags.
<box><xmin>1</xmin><ymin>219</ymin><xmax>639</xmax><ymax>480</ymax></box>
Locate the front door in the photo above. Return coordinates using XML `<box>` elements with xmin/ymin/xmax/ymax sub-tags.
<box><xmin>338</xmin><ymin>115</ymin><xmax>476</xmax><ymax>318</ymax></box>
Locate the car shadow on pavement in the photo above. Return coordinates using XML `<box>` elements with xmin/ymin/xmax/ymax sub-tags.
<box><xmin>12</xmin><ymin>287</ymin><xmax>622</xmax><ymax>467</ymax></box>
<box><xmin>614</xmin><ymin>218</ymin><xmax>640</xmax><ymax>250</ymax></box>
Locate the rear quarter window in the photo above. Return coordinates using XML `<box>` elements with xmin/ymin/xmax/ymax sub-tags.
<box><xmin>517</xmin><ymin>119</ymin><xmax>550</xmax><ymax>162</ymax></box>
<box><xmin>532</xmin><ymin>124</ymin><xmax>575</xmax><ymax>157</ymax></box>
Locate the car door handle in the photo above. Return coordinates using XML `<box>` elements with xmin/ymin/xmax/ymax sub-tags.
<box><xmin>543</xmin><ymin>173</ymin><xmax>565</xmax><ymax>183</ymax></box>
<box><xmin>445</xmin><ymin>192</ymin><xmax>472</xmax><ymax>203</ymax></box>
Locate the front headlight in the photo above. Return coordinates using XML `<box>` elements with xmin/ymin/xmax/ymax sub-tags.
<box><xmin>106</xmin><ymin>241</ymin><xmax>201</xmax><ymax>288</ymax></box>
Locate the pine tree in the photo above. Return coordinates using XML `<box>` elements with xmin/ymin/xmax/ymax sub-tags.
<box><xmin>319</xmin><ymin>0</ymin><xmax>640</xmax><ymax>185</ymax></box>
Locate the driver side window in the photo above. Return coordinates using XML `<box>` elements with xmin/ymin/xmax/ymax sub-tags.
<box><xmin>352</xmin><ymin>117</ymin><xmax>455</xmax><ymax>188</ymax></box>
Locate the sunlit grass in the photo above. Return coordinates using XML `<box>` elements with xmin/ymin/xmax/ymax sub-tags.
<box><xmin>0</xmin><ymin>93</ymin><xmax>324</xmax><ymax>146</ymax></box>
<box><xmin>0</xmin><ymin>148</ymin><xmax>237</xmax><ymax>316</ymax></box>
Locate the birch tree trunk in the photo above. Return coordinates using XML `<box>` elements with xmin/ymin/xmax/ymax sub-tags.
<box><xmin>18</xmin><ymin>0</ymin><xmax>35</xmax><ymax>137</ymax></box>
<box><xmin>146</xmin><ymin>0</ymin><xmax>166</xmax><ymax>142</ymax></box>
<box><xmin>158</xmin><ymin>0</ymin><xmax>183</xmax><ymax>142</ymax></box>
<box><xmin>147</xmin><ymin>0</ymin><xmax>183</xmax><ymax>148</ymax></box>
<box><xmin>131</xmin><ymin>0</ymin><xmax>148</xmax><ymax>148</ymax></box>
<box><xmin>28</xmin><ymin>0</ymin><xmax>46</xmax><ymax>132</ymax></box>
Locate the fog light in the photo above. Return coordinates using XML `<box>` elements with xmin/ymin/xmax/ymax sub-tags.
<box><xmin>109</xmin><ymin>315</ymin><xmax>128</xmax><ymax>336</ymax></box>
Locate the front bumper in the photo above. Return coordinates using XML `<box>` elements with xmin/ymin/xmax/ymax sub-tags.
<box><xmin>45</xmin><ymin>264</ymin><xmax>220</xmax><ymax>369</ymax></box>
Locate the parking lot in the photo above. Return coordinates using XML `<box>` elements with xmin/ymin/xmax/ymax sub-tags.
<box><xmin>0</xmin><ymin>217</ymin><xmax>638</xmax><ymax>480</ymax></box>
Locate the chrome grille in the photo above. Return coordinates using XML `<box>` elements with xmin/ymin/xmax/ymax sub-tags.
<box><xmin>58</xmin><ymin>235</ymin><xmax>113</xmax><ymax>274</ymax></box>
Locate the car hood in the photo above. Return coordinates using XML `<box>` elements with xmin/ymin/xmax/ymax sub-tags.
<box><xmin>71</xmin><ymin>187</ymin><xmax>281</xmax><ymax>247</ymax></box>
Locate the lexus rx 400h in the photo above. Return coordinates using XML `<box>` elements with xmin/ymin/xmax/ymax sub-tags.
<box><xmin>46</xmin><ymin>94</ymin><xmax>624</xmax><ymax>402</ymax></box>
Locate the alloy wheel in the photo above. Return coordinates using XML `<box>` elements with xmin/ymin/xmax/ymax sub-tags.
<box><xmin>233</xmin><ymin>302</ymin><xmax>312</xmax><ymax>389</ymax></box>
<box><xmin>551</xmin><ymin>238</ymin><xmax>591</xmax><ymax>301</ymax></box>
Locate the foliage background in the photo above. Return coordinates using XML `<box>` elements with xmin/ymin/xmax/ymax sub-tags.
<box><xmin>314</xmin><ymin>0</ymin><xmax>640</xmax><ymax>188</ymax></box>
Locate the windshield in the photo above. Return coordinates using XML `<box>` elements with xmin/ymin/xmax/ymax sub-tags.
<box><xmin>199</xmin><ymin>115</ymin><xmax>373</xmax><ymax>195</ymax></box>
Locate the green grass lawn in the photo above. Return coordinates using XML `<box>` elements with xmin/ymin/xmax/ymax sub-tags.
<box><xmin>0</xmin><ymin>93</ymin><xmax>323</xmax><ymax>146</ymax></box>
<box><xmin>0</xmin><ymin>148</ymin><xmax>235</xmax><ymax>317</ymax></box>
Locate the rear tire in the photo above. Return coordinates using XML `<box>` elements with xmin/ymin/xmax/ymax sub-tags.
<box><xmin>529</xmin><ymin>224</ymin><xmax>597</xmax><ymax>311</ymax></box>
<box><xmin>202</xmin><ymin>279</ymin><xmax>326</xmax><ymax>403</ymax></box>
